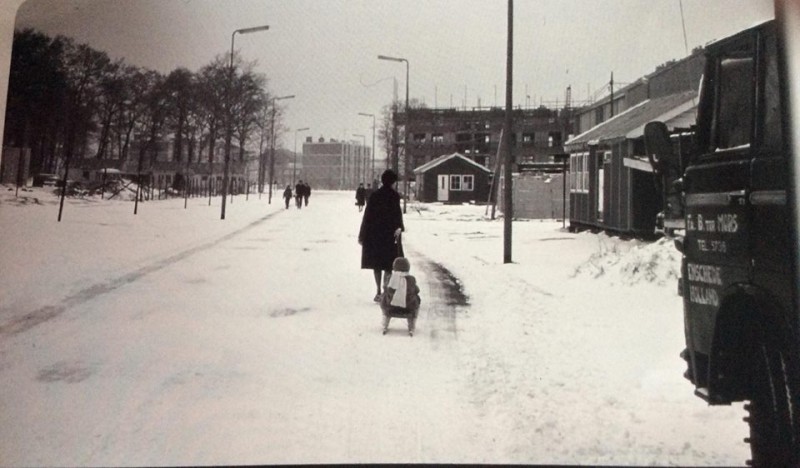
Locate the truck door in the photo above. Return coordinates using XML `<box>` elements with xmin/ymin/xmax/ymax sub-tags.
<box><xmin>682</xmin><ymin>33</ymin><xmax>755</xmax><ymax>361</ymax></box>
<box><xmin>750</xmin><ymin>25</ymin><xmax>792</xmax><ymax>314</ymax></box>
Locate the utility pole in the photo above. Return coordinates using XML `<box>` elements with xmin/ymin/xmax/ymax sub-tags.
<box><xmin>503</xmin><ymin>0</ymin><xmax>514</xmax><ymax>264</ymax></box>
<box><xmin>609</xmin><ymin>72</ymin><xmax>615</xmax><ymax>118</ymax></box>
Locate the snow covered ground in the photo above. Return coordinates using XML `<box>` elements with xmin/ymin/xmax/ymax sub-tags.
<box><xmin>0</xmin><ymin>185</ymin><xmax>749</xmax><ymax>466</ymax></box>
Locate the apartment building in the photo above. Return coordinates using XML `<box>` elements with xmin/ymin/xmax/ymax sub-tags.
<box><xmin>301</xmin><ymin>137</ymin><xmax>372</xmax><ymax>190</ymax></box>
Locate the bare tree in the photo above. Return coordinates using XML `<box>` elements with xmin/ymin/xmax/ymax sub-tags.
<box><xmin>113</xmin><ymin>65</ymin><xmax>150</xmax><ymax>162</ymax></box>
<box><xmin>163</xmin><ymin>68</ymin><xmax>194</xmax><ymax>164</ymax></box>
<box><xmin>132</xmin><ymin>71</ymin><xmax>168</xmax><ymax>193</ymax></box>
<box><xmin>60</xmin><ymin>38</ymin><xmax>112</xmax><ymax>165</ymax></box>
<box><xmin>232</xmin><ymin>67</ymin><xmax>268</xmax><ymax>164</ymax></box>
<box><xmin>94</xmin><ymin>59</ymin><xmax>125</xmax><ymax>160</ymax></box>
<box><xmin>196</xmin><ymin>56</ymin><xmax>228</xmax><ymax>198</ymax></box>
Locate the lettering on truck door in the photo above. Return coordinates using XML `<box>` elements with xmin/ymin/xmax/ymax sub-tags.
<box><xmin>682</xmin><ymin>34</ymin><xmax>756</xmax><ymax>356</ymax></box>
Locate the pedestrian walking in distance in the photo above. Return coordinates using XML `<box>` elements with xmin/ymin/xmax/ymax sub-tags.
<box><xmin>303</xmin><ymin>182</ymin><xmax>311</xmax><ymax>207</ymax></box>
<box><xmin>380</xmin><ymin>256</ymin><xmax>421</xmax><ymax>336</ymax></box>
<box><xmin>358</xmin><ymin>169</ymin><xmax>404</xmax><ymax>302</ymax></box>
<box><xmin>295</xmin><ymin>180</ymin><xmax>304</xmax><ymax>209</ymax></box>
<box><xmin>355</xmin><ymin>183</ymin><xmax>367</xmax><ymax>212</ymax></box>
<box><xmin>282</xmin><ymin>185</ymin><xmax>293</xmax><ymax>209</ymax></box>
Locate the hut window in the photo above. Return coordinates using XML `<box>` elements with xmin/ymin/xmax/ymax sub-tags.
<box><xmin>582</xmin><ymin>154</ymin><xmax>589</xmax><ymax>192</ymax></box>
<box><xmin>448</xmin><ymin>175</ymin><xmax>474</xmax><ymax>191</ymax></box>
<box><xmin>570</xmin><ymin>154</ymin><xmax>578</xmax><ymax>192</ymax></box>
<box><xmin>570</xmin><ymin>152</ymin><xmax>589</xmax><ymax>193</ymax></box>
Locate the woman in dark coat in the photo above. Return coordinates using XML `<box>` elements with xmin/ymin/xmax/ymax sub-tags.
<box><xmin>282</xmin><ymin>185</ymin><xmax>293</xmax><ymax>209</ymax></box>
<box><xmin>359</xmin><ymin>170</ymin><xmax>405</xmax><ymax>302</ymax></box>
<box><xmin>355</xmin><ymin>183</ymin><xmax>367</xmax><ymax>211</ymax></box>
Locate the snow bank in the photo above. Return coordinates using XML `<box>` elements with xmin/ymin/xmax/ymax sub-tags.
<box><xmin>572</xmin><ymin>233</ymin><xmax>681</xmax><ymax>286</ymax></box>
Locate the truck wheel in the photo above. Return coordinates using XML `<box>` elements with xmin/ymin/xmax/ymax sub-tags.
<box><xmin>746</xmin><ymin>326</ymin><xmax>800</xmax><ymax>467</ymax></box>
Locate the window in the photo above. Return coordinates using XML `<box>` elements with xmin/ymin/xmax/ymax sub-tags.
<box><xmin>448</xmin><ymin>175</ymin><xmax>475</xmax><ymax>191</ymax></box>
<box><xmin>582</xmin><ymin>154</ymin><xmax>589</xmax><ymax>192</ymax></box>
<box><xmin>462</xmin><ymin>175</ymin><xmax>474</xmax><ymax>191</ymax></box>
<box><xmin>709</xmin><ymin>40</ymin><xmax>755</xmax><ymax>151</ymax></box>
<box><xmin>413</xmin><ymin>133</ymin><xmax>426</xmax><ymax>143</ymax></box>
<box><xmin>548</xmin><ymin>131</ymin><xmax>562</xmax><ymax>147</ymax></box>
<box><xmin>762</xmin><ymin>30</ymin><xmax>782</xmax><ymax>151</ymax></box>
<box><xmin>595</xmin><ymin>107</ymin><xmax>605</xmax><ymax>125</ymax></box>
<box><xmin>522</xmin><ymin>133</ymin><xmax>534</xmax><ymax>145</ymax></box>
<box><xmin>570</xmin><ymin>152</ymin><xmax>589</xmax><ymax>193</ymax></box>
<box><xmin>432</xmin><ymin>133</ymin><xmax>444</xmax><ymax>143</ymax></box>
<box><xmin>715</xmin><ymin>57</ymin><xmax>754</xmax><ymax>149</ymax></box>
<box><xmin>570</xmin><ymin>155</ymin><xmax>577</xmax><ymax>192</ymax></box>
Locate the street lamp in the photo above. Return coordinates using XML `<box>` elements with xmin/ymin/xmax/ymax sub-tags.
<box><xmin>293</xmin><ymin>127</ymin><xmax>309</xmax><ymax>186</ymax></box>
<box><xmin>221</xmin><ymin>24</ymin><xmax>269</xmax><ymax>220</ymax></box>
<box><xmin>267</xmin><ymin>94</ymin><xmax>295</xmax><ymax>203</ymax></box>
<box><xmin>353</xmin><ymin>133</ymin><xmax>366</xmax><ymax>184</ymax></box>
<box><xmin>358</xmin><ymin>112</ymin><xmax>376</xmax><ymax>185</ymax></box>
<box><xmin>377</xmin><ymin>54</ymin><xmax>409</xmax><ymax>213</ymax></box>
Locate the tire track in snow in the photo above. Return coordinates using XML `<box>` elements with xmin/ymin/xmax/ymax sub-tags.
<box><xmin>406</xmin><ymin>247</ymin><xmax>468</xmax><ymax>342</ymax></box>
<box><xmin>0</xmin><ymin>210</ymin><xmax>283</xmax><ymax>338</ymax></box>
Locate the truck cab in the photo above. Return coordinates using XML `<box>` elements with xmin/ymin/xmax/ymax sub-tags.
<box><xmin>647</xmin><ymin>18</ymin><xmax>799</xmax><ymax>466</ymax></box>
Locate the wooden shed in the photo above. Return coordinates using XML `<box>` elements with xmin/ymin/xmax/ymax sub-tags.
<box><xmin>413</xmin><ymin>152</ymin><xmax>491</xmax><ymax>203</ymax></box>
<box><xmin>564</xmin><ymin>91</ymin><xmax>696</xmax><ymax>236</ymax></box>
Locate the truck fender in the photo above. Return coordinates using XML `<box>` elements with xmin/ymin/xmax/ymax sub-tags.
<box><xmin>708</xmin><ymin>285</ymin><xmax>793</xmax><ymax>403</ymax></box>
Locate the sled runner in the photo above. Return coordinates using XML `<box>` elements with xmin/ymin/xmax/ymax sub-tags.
<box><xmin>380</xmin><ymin>302</ymin><xmax>418</xmax><ymax>336</ymax></box>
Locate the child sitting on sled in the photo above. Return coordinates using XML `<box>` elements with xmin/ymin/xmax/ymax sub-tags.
<box><xmin>380</xmin><ymin>257</ymin><xmax>421</xmax><ymax>336</ymax></box>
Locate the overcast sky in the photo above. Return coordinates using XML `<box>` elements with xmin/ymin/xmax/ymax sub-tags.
<box><xmin>12</xmin><ymin>0</ymin><xmax>774</xmax><ymax>149</ymax></box>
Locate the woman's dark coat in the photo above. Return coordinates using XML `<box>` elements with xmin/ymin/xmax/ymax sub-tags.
<box><xmin>359</xmin><ymin>185</ymin><xmax>405</xmax><ymax>271</ymax></box>
<box><xmin>355</xmin><ymin>187</ymin><xmax>367</xmax><ymax>205</ymax></box>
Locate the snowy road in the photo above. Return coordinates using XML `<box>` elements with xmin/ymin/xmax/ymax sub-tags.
<box><xmin>0</xmin><ymin>191</ymin><xmax>486</xmax><ymax>465</ymax></box>
<box><xmin>0</xmin><ymin>189</ymin><xmax>750</xmax><ymax>465</ymax></box>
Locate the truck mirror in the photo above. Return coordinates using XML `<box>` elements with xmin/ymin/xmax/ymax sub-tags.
<box><xmin>644</xmin><ymin>121</ymin><xmax>676</xmax><ymax>174</ymax></box>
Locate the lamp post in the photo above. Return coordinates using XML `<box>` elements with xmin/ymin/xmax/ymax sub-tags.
<box><xmin>353</xmin><ymin>133</ymin><xmax>366</xmax><ymax>184</ymax></box>
<box><xmin>267</xmin><ymin>94</ymin><xmax>295</xmax><ymax>203</ymax></box>
<box><xmin>221</xmin><ymin>24</ymin><xmax>269</xmax><ymax>220</ymax></box>
<box><xmin>358</xmin><ymin>112</ymin><xmax>376</xmax><ymax>184</ymax></box>
<box><xmin>378</xmin><ymin>54</ymin><xmax>409</xmax><ymax>213</ymax></box>
<box><xmin>293</xmin><ymin>127</ymin><xmax>309</xmax><ymax>186</ymax></box>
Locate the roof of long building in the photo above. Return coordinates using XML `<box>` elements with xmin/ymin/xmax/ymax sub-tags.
<box><xmin>565</xmin><ymin>91</ymin><xmax>697</xmax><ymax>150</ymax></box>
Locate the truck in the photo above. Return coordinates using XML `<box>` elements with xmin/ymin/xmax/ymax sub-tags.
<box><xmin>645</xmin><ymin>14</ymin><xmax>799</xmax><ymax>467</ymax></box>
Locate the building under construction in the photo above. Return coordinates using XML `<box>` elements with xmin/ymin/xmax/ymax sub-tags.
<box><xmin>395</xmin><ymin>105</ymin><xmax>575</xmax><ymax>177</ymax></box>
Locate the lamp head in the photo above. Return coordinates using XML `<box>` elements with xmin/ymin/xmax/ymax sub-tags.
<box><xmin>378</xmin><ymin>55</ymin><xmax>405</xmax><ymax>63</ymax></box>
<box><xmin>237</xmin><ymin>25</ymin><xmax>270</xmax><ymax>34</ymax></box>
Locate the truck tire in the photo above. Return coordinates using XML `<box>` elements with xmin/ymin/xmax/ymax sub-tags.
<box><xmin>746</xmin><ymin>323</ymin><xmax>800</xmax><ymax>467</ymax></box>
